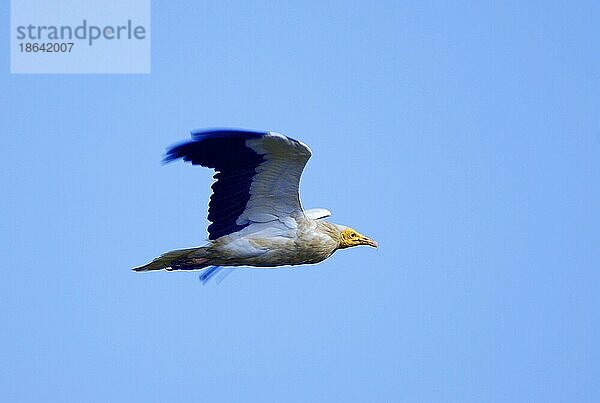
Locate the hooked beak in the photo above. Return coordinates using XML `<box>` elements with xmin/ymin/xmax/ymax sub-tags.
<box><xmin>361</xmin><ymin>236</ymin><xmax>378</xmax><ymax>248</ymax></box>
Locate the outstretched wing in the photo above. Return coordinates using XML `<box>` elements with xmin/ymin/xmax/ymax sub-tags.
<box><xmin>164</xmin><ymin>129</ymin><xmax>312</xmax><ymax>240</ymax></box>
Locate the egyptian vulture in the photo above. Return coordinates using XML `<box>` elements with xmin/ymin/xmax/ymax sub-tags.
<box><xmin>134</xmin><ymin>129</ymin><xmax>377</xmax><ymax>282</ymax></box>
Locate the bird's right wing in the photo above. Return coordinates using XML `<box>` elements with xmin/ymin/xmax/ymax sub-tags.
<box><xmin>164</xmin><ymin>129</ymin><xmax>312</xmax><ymax>240</ymax></box>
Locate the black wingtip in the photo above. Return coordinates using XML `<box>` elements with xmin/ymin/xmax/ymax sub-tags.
<box><xmin>162</xmin><ymin>129</ymin><xmax>265</xmax><ymax>165</ymax></box>
<box><xmin>162</xmin><ymin>141</ymin><xmax>189</xmax><ymax>164</ymax></box>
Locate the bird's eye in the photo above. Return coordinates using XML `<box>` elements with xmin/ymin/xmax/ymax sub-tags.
<box><xmin>350</xmin><ymin>233</ymin><xmax>356</xmax><ymax>238</ymax></box>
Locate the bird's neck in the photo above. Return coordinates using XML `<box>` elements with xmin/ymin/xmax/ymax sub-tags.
<box><xmin>317</xmin><ymin>221</ymin><xmax>344</xmax><ymax>249</ymax></box>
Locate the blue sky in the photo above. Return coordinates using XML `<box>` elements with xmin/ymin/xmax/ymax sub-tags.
<box><xmin>1</xmin><ymin>1</ymin><xmax>599</xmax><ymax>401</ymax></box>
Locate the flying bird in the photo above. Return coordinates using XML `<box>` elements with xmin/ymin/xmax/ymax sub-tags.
<box><xmin>134</xmin><ymin>129</ymin><xmax>377</xmax><ymax>281</ymax></box>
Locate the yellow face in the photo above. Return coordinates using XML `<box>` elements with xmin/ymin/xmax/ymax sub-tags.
<box><xmin>339</xmin><ymin>228</ymin><xmax>378</xmax><ymax>249</ymax></box>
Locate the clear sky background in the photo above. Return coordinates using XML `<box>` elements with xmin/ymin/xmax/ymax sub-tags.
<box><xmin>1</xmin><ymin>1</ymin><xmax>599</xmax><ymax>402</ymax></box>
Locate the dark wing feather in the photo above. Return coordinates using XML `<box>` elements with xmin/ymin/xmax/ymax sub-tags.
<box><xmin>164</xmin><ymin>129</ymin><xmax>264</xmax><ymax>240</ymax></box>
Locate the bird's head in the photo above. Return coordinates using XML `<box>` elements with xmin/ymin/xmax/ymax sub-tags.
<box><xmin>338</xmin><ymin>227</ymin><xmax>378</xmax><ymax>249</ymax></box>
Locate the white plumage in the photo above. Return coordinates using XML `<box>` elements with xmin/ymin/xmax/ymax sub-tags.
<box><xmin>134</xmin><ymin>129</ymin><xmax>377</xmax><ymax>281</ymax></box>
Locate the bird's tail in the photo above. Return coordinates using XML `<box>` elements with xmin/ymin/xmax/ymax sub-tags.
<box><xmin>133</xmin><ymin>247</ymin><xmax>209</xmax><ymax>272</ymax></box>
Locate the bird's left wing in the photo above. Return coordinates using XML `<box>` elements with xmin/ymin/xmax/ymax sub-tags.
<box><xmin>304</xmin><ymin>208</ymin><xmax>331</xmax><ymax>220</ymax></box>
<box><xmin>164</xmin><ymin>129</ymin><xmax>312</xmax><ymax>240</ymax></box>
